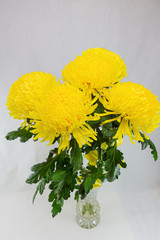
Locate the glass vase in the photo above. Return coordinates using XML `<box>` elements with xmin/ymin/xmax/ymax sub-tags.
<box><xmin>76</xmin><ymin>189</ymin><xmax>100</xmax><ymax>229</ymax></box>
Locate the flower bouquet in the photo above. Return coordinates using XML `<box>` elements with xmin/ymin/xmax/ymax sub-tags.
<box><xmin>6</xmin><ymin>48</ymin><xmax>160</xmax><ymax>228</ymax></box>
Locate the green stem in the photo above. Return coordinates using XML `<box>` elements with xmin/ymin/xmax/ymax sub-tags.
<box><xmin>112</xmin><ymin>141</ymin><xmax>117</xmax><ymax>169</ymax></box>
<box><xmin>96</xmin><ymin>127</ymin><xmax>104</xmax><ymax>166</ymax></box>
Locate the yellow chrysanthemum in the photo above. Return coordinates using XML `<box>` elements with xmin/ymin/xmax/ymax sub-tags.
<box><xmin>62</xmin><ymin>48</ymin><xmax>127</xmax><ymax>96</ymax></box>
<box><xmin>100</xmin><ymin>82</ymin><xmax>160</xmax><ymax>143</ymax></box>
<box><xmin>31</xmin><ymin>84</ymin><xmax>99</xmax><ymax>152</ymax></box>
<box><xmin>6</xmin><ymin>72</ymin><xmax>56</xmax><ymax>124</ymax></box>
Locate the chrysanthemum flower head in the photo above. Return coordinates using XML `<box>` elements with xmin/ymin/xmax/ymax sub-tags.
<box><xmin>31</xmin><ymin>84</ymin><xmax>99</xmax><ymax>152</ymax></box>
<box><xmin>62</xmin><ymin>48</ymin><xmax>127</xmax><ymax>96</ymax></box>
<box><xmin>100</xmin><ymin>82</ymin><xmax>160</xmax><ymax>143</ymax></box>
<box><xmin>6</xmin><ymin>72</ymin><xmax>56</xmax><ymax>124</ymax></box>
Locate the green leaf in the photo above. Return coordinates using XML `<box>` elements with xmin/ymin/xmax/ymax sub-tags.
<box><xmin>94</xmin><ymin>100</ymin><xmax>105</xmax><ymax>114</ymax></box>
<box><xmin>138</xmin><ymin>133</ymin><xmax>158</xmax><ymax>161</ymax></box>
<box><xmin>48</xmin><ymin>191</ymin><xmax>56</xmax><ymax>202</ymax></box>
<box><xmin>102</xmin><ymin>122</ymin><xmax>113</xmax><ymax>129</ymax></box>
<box><xmin>61</xmin><ymin>187</ymin><xmax>70</xmax><ymax>200</ymax></box>
<box><xmin>26</xmin><ymin>152</ymin><xmax>60</xmax><ymax>184</ymax></box>
<box><xmin>32</xmin><ymin>179</ymin><xmax>46</xmax><ymax>203</ymax></box>
<box><xmin>26</xmin><ymin>172</ymin><xmax>39</xmax><ymax>184</ymax></box>
<box><xmin>87</xmin><ymin>101</ymin><xmax>105</xmax><ymax>127</ymax></box>
<box><xmin>49</xmin><ymin>180</ymin><xmax>64</xmax><ymax>194</ymax></box>
<box><xmin>56</xmin><ymin>151</ymin><xmax>68</xmax><ymax>169</ymax></box>
<box><xmin>102</xmin><ymin>129</ymin><xmax>117</xmax><ymax>138</ymax></box>
<box><xmin>81</xmin><ymin>141</ymin><xmax>98</xmax><ymax>154</ymax></box>
<box><xmin>70</xmin><ymin>138</ymin><xmax>83</xmax><ymax>171</ymax></box>
<box><xmin>118</xmin><ymin>159</ymin><xmax>127</xmax><ymax>168</ymax></box>
<box><xmin>50</xmin><ymin>170</ymin><xmax>67</xmax><ymax>182</ymax></box>
<box><xmin>26</xmin><ymin>149</ymin><xmax>78</xmax><ymax>218</ymax></box>
<box><xmin>74</xmin><ymin>191</ymin><xmax>79</xmax><ymax>202</ymax></box>
<box><xmin>77</xmin><ymin>164</ymin><xmax>104</xmax><ymax>199</ymax></box>
<box><xmin>48</xmin><ymin>166</ymin><xmax>76</xmax><ymax>201</ymax></box>
<box><xmin>32</xmin><ymin>188</ymin><xmax>38</xmax><ymax>204</ymax></box>
<box><xmin>84</xmin><ymin>176</ymin><xmax>96</xmax><ymax>194</ymax></box>
<box><xmin>38</xmin><ymin>179</ymin><xmax>46</xmax><ymax>194</ymax></box>
<box><xmin>65</xmin><ymin>171</ymin><xmax>77</xmax><ymax>192</ymax></box>
<box><xmin>26</xmin><ymin>150</ymin><xmax>67</xmax><ymax>184</ymax></box>
<box><xmin>104</xmin><ymin>146</ymin><xmax>124</xmax><ymax>182</ymax></box>
<box><xmin>106</xmin><ymin>164</ymin><xmax>121</xmax><ymax>182</ymax></box>
<box><xmin>78</xmin><ymin>174</ymin><xmax>97</xmax><ymax>199</ymax></box>
<box><xmin>51</xmin><ymin>198</ymin><xmax>64</xmax><ymax>218</ymax></box>
<box><xmin>45</xmin><ymin>168</ymin><xmax>52</xmax><ymax>183</ymax></box>
<box><xmin>115</xmin><ymin>150</ymin><xmax>127</xmax><ymax>168</ymax></box>
<box><xmin>31</xmin><ymin>162</ymin><xmax>47</xmax><ymax>173</ymax></box>
<box><xmin>86</xmin><ymin>165</ymin><xmax>97</xmax><ymax>173</ymax></box>
<box><xmin>6</xmin><ymin>127</ymin><xmax>35</xmax><ymax>142</ymax></box>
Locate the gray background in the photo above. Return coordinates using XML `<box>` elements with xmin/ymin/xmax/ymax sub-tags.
<box><xmin>0</xmin><ymin>1</ymin><xmax>160</xmax><ymax>239</ymax></box>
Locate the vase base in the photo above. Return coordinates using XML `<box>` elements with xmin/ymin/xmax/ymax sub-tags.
<box><xmin>76</xmin><ymin>199</ymin><xmax>100</xmax><ymax>229</ymax></box>
<box><xmin>76</xmin><ymin>212</ymin><xmax>100</xmax><ymax>229</ymax></box>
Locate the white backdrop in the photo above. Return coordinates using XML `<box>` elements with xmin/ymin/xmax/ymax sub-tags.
<box><xmin>0</xmin><ymin>1</ymin><xmax>160</xmax><ymax>240</ymax></box>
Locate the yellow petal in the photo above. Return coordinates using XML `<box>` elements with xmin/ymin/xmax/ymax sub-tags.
<box><xmin>117</xmin><ymin>139</ymin><xmax>123</xmax><ymax>147</ymax></box>
<box><xmin>93</xmin><ymin>179</ymin><xmax>101</xmax><ymax>189</ymax></box>
<box><xmin>84</xmin><ymin>150</ymin><xmax>98</xmax><ymax>166</ymax></box>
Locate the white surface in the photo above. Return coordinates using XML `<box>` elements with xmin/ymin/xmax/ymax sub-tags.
<box><xmin>0</xmin><ymin>0</ymin><xmax>160</xmax><ymax>239</ymax></box>
<box><xmin>0</xmin><ymin>184</ymin><xmax>160</xmax><ymax>240</ymax></box>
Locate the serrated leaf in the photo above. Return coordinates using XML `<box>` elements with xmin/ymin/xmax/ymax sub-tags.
<box><xmin>118</xmin><ymin>160</ymin><xmax>127</xmax><ymax>168</ymax></box>
<box><xmin>6</xmin><ymin>127</ymin><xmax>35</xmax><ymax>142</ymax></box>
<box><xmin>31</xmin><ymin>162</ymin><xmax>47</xmax><ymax>172</ymax></box>
<box><xmin>48</xmin><ymin>191</ymin><xmax>56</xmax><ymax>202</ymax></box>
<box><xmin>74</xmin><ymin>191</ymin><xmax>79</xmax><ymax>202</ymax></box>
<box><xmin>45</xmin><ymin>168</ymin><xmax>52</xmax><ymax>183</ymax></box>
<box><xmin>51</xmin><ymin>198</ymin><xmax>64</xmax><ymax>218</ymax></box>
<box><xmin>38</xmin><ymin>179</ymin><xmax>46</xmax><ymax>194</ymax></box>
<box><xmin>81</xmin><ymin>141</ymin><xmax>98</xmax><ymax>154</ymax></box>
<box><xmin>56</xmin><ymin>151</ymin><xmax>68</xmax><ymax>169</ymax></box>
<box><xmin>84</xmin><ymin>176</ymin><xmax>96</xmax><ymax>194</ymax></box>
<box><xmin>49</xmin><ymin>180</ymin><xmax>64</xmax><ymax>194</ymax></box>
<box><xmin>32</xmin><ymin>188</ymin><xmax>39</xmax><ymax>204</ymax></box>
<box><xmin>50</xmin><ymin>170</ymin><xmax>67</xmax><ymax>182</ymax></box>
<box><xmin>65</xmin><ymin>172</ymin><xmax>76</xmax><ymax>191</ymax></box>
<box><xmin>116</xmin><ymin>150</ymin><xmax>127</xmax><ymax>168</ymax></box>
<box><xmin>26</xmin><ymin>172</ymin><xmax>39</xmax><ymax>184</ymax></box>
<box><xmin>138</xmin><ymin>133</ymin><xmax>158</xmax><ymax>161</ymax></box>
<box><xmin>86</xmin><ymin>165</ymin><xmax>97</xmax><ymax>173</ymax></box>
<box><xmin>70</xmin><ymin>138</ymin><xmax>83</xmax><ymax>171</ymax></box>
<box><xmin>102</xmin><ymin>129</ymin><xmax>117</xmax><ymax>138</ymax></box>
<box><xmin>102</xmin><ymin>122</ymin><xmax>113</xmax><ymax>129</ymax></box>
<box><xmin>62</xmin><ymin>187</ymin><xmax>70</xmax><ymax>200</ymax></box>
<box><xmin>104</xmin><ymin>146</ymin><xmax>124</xmax><ymax>182</ymax></box>
<box><xmin>32</xmin><ymin>179</ymin><xmax>46</xmax><ymax>203</ymax></box>
<box><xmin>26</xmin><ymin>151</ymin><xmax>64</xmax><ymax>184</ymax></box>
<box><xmin>147</xmin><ymin>140</ymin><xmax>158</xmax><ymax>160</ymax></box>
<box><xmin>95</xmin><ymin>101</ymin><xmax>105</xmax><ymax>113</ymax></box>
<box><xmin>106</xmin><ymin>164</ymin><xmax>121</xmax><ymax>182</ymax></box>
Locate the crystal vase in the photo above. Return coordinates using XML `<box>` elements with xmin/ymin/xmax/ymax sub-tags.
<box><xmin>76</xmin><ymin>189</ymin><xmax>100</xmax><ymax>229</ymax></box>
